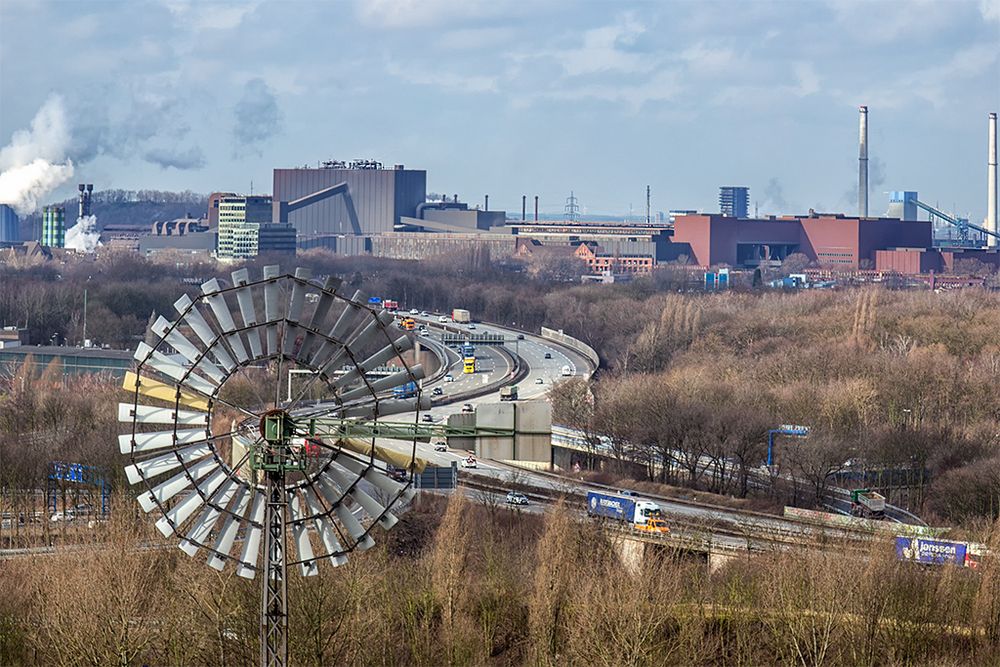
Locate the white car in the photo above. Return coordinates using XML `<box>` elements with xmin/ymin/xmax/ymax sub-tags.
<box><xmin>438</xmin><ymin>315</ymin><xmax>449</xmax><ymax>323</ymax></box>
<box><xmin>444</xmin><ymin>374</ymin><xmax>454</xmax><ymax>383</ymax></box>
<box><xmin>409</xmin><ymin>308</ymin><xmax>419</xmax><ymax>315</ymax></box>
<box><xmin>535</xmin><ymin>377</ymin><xmax>544</xmax><ymax>384</ymax></box>
<box><xmin>468</xmin><ymin>323</ymin><xmax>477</xmax><ymax>330</ymax></box>
<box><xmin>433</xmin><ymin>441</ymin><xmax>447</xmax><ymax>452</ymax></box>
<box><xmin>505</xmin><ymin>491</ymin><xmax>529</xmax><ymax>505</ymax></box>
<box><xmin>462</xmin><ymin>456</ymin><xmax>477</xmax><ymax>468</ymax></box>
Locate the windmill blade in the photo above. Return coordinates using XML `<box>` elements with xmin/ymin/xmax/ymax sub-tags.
<box><xmin>338</xmin><ymin>364</ymin><xmax>425</xmax><ymax>403</ymax></box>
<box><xmin>338</xmin><ymin>395</ymin><xmax>432</xmax><ymax>420</ymax></box>
<box><xmin>119</xmin><ymin>427</ymin><xmax>210</xmax><ymax>454</ymax></box>
<box><xmin>337</xmin><ymin>454</ymin><xmax>416</xmax><ymax>505</ymax></box>
<box><xmin>263</xmin><ymin>265</ymin><xmax>281</xmax><ymax>356</ymax></box>
<box><xmin>306</xmin><ymin>291</ymin><xmax>367</xmax><ymax>368</ymax></box>
<box><xmin>231</xmin><ymin>269</ymin><xmax>264</xmax><ymax>359</ymax></box>
<box><xmin>123</xmin><ymin>371</ymin><xmax>209</xmax><ymax>411</ymax></box>
<box><xmin>155</xmin><ymin>466</ymin><xmax>229</xmax><ymax>537</ymax></box>
<box><xmin>288</xmin><ymin>491</ymin><xmax>319</xmax><ymax>576</ymax></box>
<box><xmin>174</xmin><ymin>294</ymin><xmax>237</xmax><ymax>372</ymax></box>
<box><xmin>302</xmin><ymin>486</ymin><xmax>347</xmax><ymax>566</ymax></box>
<box><xmin>201</xmin><ymin>279</ymin><xmax>250</xmax><ymax>363</ymax></box>
<box><xmin>325</xmin><ymin>461</ymin><xmax>397</xmax><ymax>530</ymax></box>
<box><xmin>118</xmin><ymin>402</ymin><xmax>209</xmax><ymax>427</ymax></box>
<box><xmin>310</xmin><ymin>303</ymin><xmax>393</xmax><ymax>376</ymax></box>
<box><xmin>179</xmin><ymin>476</ymin><xmax>240</xmax><ymax>557</ymax></box>
<box><xmin>207</xmin><ymin>485</ymin><xmax>253</xmax><ymax>571</ymax></box>
<box><xmin>281</xmin><ymin>268</ymin><xmax>313</xmax><ymax>359</ymax></box>
<box><xmin>150</xmin><ymin>317</ymin><xmax>226</xmax><ymax>385</ymax></box>
<box><xmin>134</xmin><ymin>343</ymin><xmax>218</xmax><ymax>397</ymax></box>
<box><xmin>331</xmin><ymin>335</ymin><xmax>413</xmax><ymax>389</ymax></box>
<box><xmin>296</xmin><ymin>276</ymin><xmax>341</xmax><ymax>363</ymax></box>
<box><xmin>236</xmin><ymin>492</ymin><xmax>266</xmax><ymax>579</ymax></box>
<box><xmin>125</xmin><ymin>443</ymin><xmax>212</xmax><ymax>485</ymax></box>
<box><xmin>137</xmin><ymin>456</ymin><xmax>219</xmax><ymax>513</ymax></box>
<box><xmin>315</xmin><ymin>474</ymin><xmax>375</xmax><ymax>550</ymax></box>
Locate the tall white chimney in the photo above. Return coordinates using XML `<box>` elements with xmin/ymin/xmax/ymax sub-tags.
<box><xmin>859</xmin><ymin>105</ymin><xmax>868</xmax><ymax>218</ymax></box>
<box><xmin>989</xmin><ymin>112</ymin><xmax>997</xmax><ymax>248</ymax></box>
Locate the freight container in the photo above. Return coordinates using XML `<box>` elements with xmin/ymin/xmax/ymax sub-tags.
<box><xmin>452</xmin><ymin>308</ymin><xmax>471</xmax><ymax>323</ymax></box>
<box><xmin>850</xmin><ymin>489</ymin><xmax>886</xmax><ymax>519</ymax></box>
<box><xmin>586</xmin><ymin>491</ymin><xmax>669</xmax><ymax>533</ymax></box>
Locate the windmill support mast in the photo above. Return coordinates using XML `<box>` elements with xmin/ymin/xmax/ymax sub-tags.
<box><xmin>260</xmin><ymin>411</ymin><xmax>292</xmax><ymax>667</ymax></box>
<box><xmin>262</xmin><ymin>469</ymin><xmax>288</xmax><ymax>667</ymax></box>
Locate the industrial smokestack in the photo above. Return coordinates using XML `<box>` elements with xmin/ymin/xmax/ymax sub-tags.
<box><xmin>534</xmin><ymin>196</ymin><xmax>539</xmax><ymax>221</ymax></box>
<box><xmin>78</xmin><ymin>184</ymin><xmax>86</xmax><ymax>220</ymax></box>
<box><xmin>484</xmin><ymin>194</ymin><xmax>488</xmax><ymax>211</ymax></box>
<box><xmin>859</xmin><ymin>106</ymin><xmax>868</xmax><ymax>218</ymax></box>
<box><xmin>989</xmin><ymin>112</ymin><xmax>998</xmax><ymax>248</ymax></box>
<box><xmin>521</xmin><ymin>195</ymin><xmax>526</xmax><ymax>221</ymax></box>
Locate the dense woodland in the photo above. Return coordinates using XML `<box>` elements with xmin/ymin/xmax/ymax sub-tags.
<box><xmin>3</xmin><ymin>250</ymin><xmax>1000</xmax><ymax>525</ymax></box>
<box><xmin>1</xmin><ymin>495</ymin><xmax>1000</xmax><ymax>666</ymax></box>
<box><xmin>4</xmin><ymin>251</ymin><xmax>1000</xmax><ymax>664</ymax></box>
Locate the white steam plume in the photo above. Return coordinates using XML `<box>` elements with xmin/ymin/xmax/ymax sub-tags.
<box><xmin>65</xmin><ymin>214</ymin><xmax>102</xmax><ymax>254</ymax></box>
<box><xmin>0</xmin><ymin>95</ymin><xmax>75</xmax><ymax>216</ymax></box>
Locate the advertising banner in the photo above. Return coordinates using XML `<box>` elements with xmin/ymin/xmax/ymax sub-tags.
<box><xmin>895</xmin><ymin>537</ymin><xmax>967</xmax><ymax>566</ymax></box>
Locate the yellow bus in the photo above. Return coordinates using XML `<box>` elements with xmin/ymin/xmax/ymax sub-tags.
<box><xmin>401</xmin><ymin>318</ymin><xmax>416</xmax><ymax>331</ymax></box>
<box><xmin>463</xmin><ymin>357</ymin><xmax>475</xmax><ymax>374</ymax></box>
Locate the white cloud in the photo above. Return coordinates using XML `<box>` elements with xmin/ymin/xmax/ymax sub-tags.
<box><xmin>680</xmin><ymin>43</ymin><xmax>737</xmax><ymax>75</ymax></box>
<box><xmin>163</xmin><ymin>0</ymin><xmax>261</xmax><ymax>31</ymax></box>
<box><xmin>982</xmin><ymin>0</ymin><xmax>1000</xmax><ymax>21</ymax></box>
<box><xmin>386</xmin><ymin>61</ymin><xmax>498</xmax><ymax>93</ymax></box>
<box><xmin>356</xmin><ymin>0</ymin><xmax>523</xmax><ymax>29</ymax></box>
<box><xmin>552</xmin><ymin>12</ymin><xmax>651</xmax><ymax>76</ymax></box>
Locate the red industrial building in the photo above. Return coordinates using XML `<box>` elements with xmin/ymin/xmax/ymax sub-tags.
<box><xmin>671</xmin><ymin>213</ymin><xmax>937</xmax><ymax>271</ymax></box>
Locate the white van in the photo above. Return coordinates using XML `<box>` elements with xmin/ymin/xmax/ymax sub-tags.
<box><xmin>560</xmin><ymin>365</ymin><xmax>572</xmax><ymax>376</ymax></box>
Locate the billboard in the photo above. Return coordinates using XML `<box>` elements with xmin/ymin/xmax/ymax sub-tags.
<box><xmin>895</xmin><ymin>537</ymin><xmax>968</xmax><ymax>566</ymax></box>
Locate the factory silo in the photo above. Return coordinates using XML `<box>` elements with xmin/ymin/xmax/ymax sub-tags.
<box><xmin>0</xmin><ymin>204</ymin><xmax>19</xmax><ymax>243</ymax></box>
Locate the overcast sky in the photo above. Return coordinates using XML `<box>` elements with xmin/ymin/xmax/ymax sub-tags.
<box><xmin>1</xmin><ymin>0</ymin><xmax>998</xmax><ymax>219</ymax></box>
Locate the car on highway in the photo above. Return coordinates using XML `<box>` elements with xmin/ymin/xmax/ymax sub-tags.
<box><xmin>535</xmin><ymin>377</ymin><xmax>544</xmax><ymax>384</ymax></box>
<box><xmin>544</xmin><ymin>352</ymin><xmax>552</xmax><ymax>359</ymax></box>
<box><xmin>444</xmin><ymin>374</ymin><xmax>454</xmax><ymax>382</ymax></box>
<box><xmin>561</xmin><ymin>365</ymin><xmax>572</xmax><ymax>376</ymax></box>
<box><xmin>386</xmin><ymin>465</ymin><xmax>407</xmax><ymax>482</ymax></box>
<box><xmin>438</xmin><ymin>315</ymin><xmax>449</xmax><ymax>323</ymax></box>
<box><xmin>517</xmin><ymin>333</ymin><xmax>525</xmax><ymax>340</ymax></box>
<box><xmin>462</xmin><ymin>456</ymin><xmax>477</xmax><ymax>468</ymax></box>
<box><xmin>468</xmin><ymin>323</ymin><xmax>477</xmax><ymax>330</ymax></box>
<box><xmin>433</xmin><ymin>441</ymin><xmax>447</xmax><ymax>452</ymax></box>
<box><xmin>432</xmin><ymin>386</ymin><xmax>443</xmax><ymax>396</ymax></box>
<box><xmin>420</xmin><ymin>311</ymin><xmax>428</xmax><ymax>317</ymax></box>
<box><xmin>421</xmin><ymin>414</ymin><xmax>434</xmax><ymax>423</ymax></box>
<box><xmin>505</xmin><ymin>491</ymin><xmax>529</xmax><ymax>505</ymax></box>
<box><xmin>461</xmin><ymin>403</ymin><xmax>474</xmax><ymax>413</ymax></box>
<box><xmin>409</xmin><ymin>308</ymin><xmax>419</xmax><ymax>315</ymax></box>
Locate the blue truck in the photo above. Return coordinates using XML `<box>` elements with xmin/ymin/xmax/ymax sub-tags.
<box><xmin>586</xmin><ymin>491</ymin><xmax>669</xmax><ymax>534</ymax></box>
<box><xmin>392</xmin><ymin>381</ymin><xmax>418</xmax><ymax>399</ymax></box>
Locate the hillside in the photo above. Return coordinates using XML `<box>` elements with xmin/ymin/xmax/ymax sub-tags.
<box><xmin>18</xmin><ymin>189</ymin><xmax>209</xmax><ymax>240</ymax></box>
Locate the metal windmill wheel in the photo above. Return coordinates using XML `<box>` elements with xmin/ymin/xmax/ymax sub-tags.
<box><xmin>119</xmin><ymin>266</ymin><xmax>426</xmax><ymax>666</ymax></box>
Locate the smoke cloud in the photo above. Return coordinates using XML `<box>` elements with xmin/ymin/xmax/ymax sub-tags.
<box><xmin>65</xmin><ymin>214</ymin><xmax>102</xmax><ymax>253</ymax></box>
<box><xmin>842</xmin><ymin>156</ymin><xmax>887</xmax><ymax>210</ymax></box>
<box><xmin>761</xmin><ymin>177</ymin><xmax>787</xmax><ymax>214</ymax></box>
<box><xmin>232</xmin><ymin>78</ymin><xmax>282</xmax><ymax>156</ymax></box>
<box><xmin>144</xmin><ymin>146</ymin><xmax>206</xmax><ymax>170</ymax></box>
<box><xmin>0</xmin><ymin>95</ymin><xmax>75</xmax><ymax>216</ymax></box>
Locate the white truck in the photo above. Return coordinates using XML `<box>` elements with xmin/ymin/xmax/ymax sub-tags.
<box><xmin>850</xmin><ymin>489</ymin><xmax>886</xmax><ymax>519</ymax></box>
<box><xmin>452</xmin><ymin>308</ymin><xmax>471</xmax><ymax>324</ymax></box>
